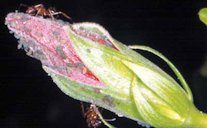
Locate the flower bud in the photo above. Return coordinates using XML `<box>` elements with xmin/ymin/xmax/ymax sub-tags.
<box><xmin>5</xmin><ymin>12</ymin><xmax>207</xmax><ymax>128</ymax></box>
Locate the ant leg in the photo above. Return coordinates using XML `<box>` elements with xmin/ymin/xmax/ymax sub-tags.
<box><xmin>93</xmin><ymin>105</ymin><xmax>116</xmax><ymax>122</ymax></box>
<box><xmin>34</xmin><ymin>4</ymin><xmax>45</xmax><ymax>16</ymax></box>
<box><xmin>35</xmin><ymin>8</ymin><xmax>42</xmax><ymax>16</ymax></box>
<box><xmin>80</xmin><ymin>102</ymin><xmax>86</xmax><ymax>117</ymax></box>
<box><xmin>105</xmin><ymin>118</ymin><xmax>116</xmax><ymax>122</ymax></box>
<box><xmin>48</xmin><ymin>10</ymin><xmax>55</xmax><ymax>20</ymax></box>
<box><xmin>52</xmin><ymin>11</ymin><xmax>72</xmax><ymax>20</ymax></box>
<box><xmin>19</xmin><ymin>3</ymin><xmax>28</xmax><ymax>7</ymax></box>
<box><xmin>34</xmin><ymin>4</ymin><xmax>44</xmax><ymax>8</ymax></box>
<box><xmin>60</xmin><ymin>12</ymin><xmax>72</xmax><ymax>20</ymax></box>
<box><xmin>18</xmin><ymin>3</ymin><xmax>28</xmax><ymax>12</ymax></box>
<box><xmin>93</xmin><ymin>105</ymin><xmax>116</xmax><ymax>128</ymax></box>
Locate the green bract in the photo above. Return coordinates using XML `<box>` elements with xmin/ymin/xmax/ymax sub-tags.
<box><xmin>199</xmin><ymin>8</ymin><xmax>207</xmax><ymax>25</ymax></box>
<box><xmin>42</xmin><ymin>23</ymin><xmax>207</xmax><ymax>128</ymax></box>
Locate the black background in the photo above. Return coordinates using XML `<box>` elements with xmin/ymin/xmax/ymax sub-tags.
<box><xmin>1</xmin><ymin>0</ymin><xmax>207</xmax><ymax>128</ymax></box>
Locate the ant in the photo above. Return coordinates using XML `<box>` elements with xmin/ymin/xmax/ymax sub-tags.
<box><xmin>81</xmin><ymin>102</ymin><xmax>102</xmax><ymax>128</ymax></box>
<box><xmin>19</xmin><ymin>4</ymin><xmax>72</xmax><ymax>20</ymax></box>
<box><xmin>80</xmin><ymin>102</ymin><xmax>115</xmax><ymax>128</ymax></box>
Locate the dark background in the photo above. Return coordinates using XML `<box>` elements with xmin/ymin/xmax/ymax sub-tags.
<box><xmin>1</xmin><ymin>0</ymin><xmax>207</xmax><ymax>128</ymax></box>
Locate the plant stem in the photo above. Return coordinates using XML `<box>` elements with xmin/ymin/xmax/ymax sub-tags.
<box><xmin>185</xmin><ymin>106</ymin><xmax>207</xmax><ymax>128</ymax></box>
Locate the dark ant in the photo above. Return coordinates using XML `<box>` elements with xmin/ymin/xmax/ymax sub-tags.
<box><xmin>19</xmin><ymin>4</ymin><xmax>72</xmax><ymax>20</ymax></box>
<box><xmin>81</xmin><ymin>102</ymin><xmax>116</xmax><ymax>128</ymax></box>
<box><xmin>81</xmin><ymin>102</ymin><xmax>102</xmax><ymax>128</ymax></box>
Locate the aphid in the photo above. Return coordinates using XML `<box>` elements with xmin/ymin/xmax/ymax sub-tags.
<box><xmin>81</xmin><ymin>102</ymin><xmax>102</xmax><ymax>128</ymax></box>
<box><xmin>20</xmin><ymin>4</ymin><xmax>71</xmax><ymax>20</ymax></box>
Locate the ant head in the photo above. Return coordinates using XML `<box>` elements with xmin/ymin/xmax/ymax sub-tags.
<box><xmin>48</xmin><ymin>7</ymin><xmax>57</xmax><ymax>13</ymax></box>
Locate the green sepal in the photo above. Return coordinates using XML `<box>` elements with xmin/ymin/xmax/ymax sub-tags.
<box><xmin>43</xmin><ymin>66</ymin><xmax>145</xmax><ymax>124</ymax></box>
<box><xmin>130</xmin><ymin>76</ymin><xmax>184</xmax><ymax>127</ymax></box>
<box><xmin>122</xmin><ymin>61</ymin><xmax>193</xmax><ymax>127</ymax></box>
<box><xmin>128</xmin><ymin>45</ymin><xmax>193</xmax><ymax>101</ymax></box>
